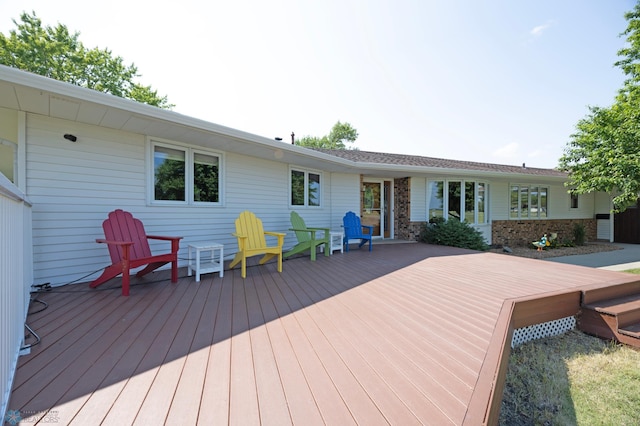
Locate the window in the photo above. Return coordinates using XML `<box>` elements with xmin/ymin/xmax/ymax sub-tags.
<box><xmin>427</xmin><ymin>179</ymin><xmax>487</xmax><ymax>224</ymax></box>
<box><xmin>477</xmin><ymin>182</ymin><xmax>486</xmax><ymax>223</ymax></box>
<box><xmin>510</xmin><ymin>184</ymin><xmax>547</xmax><ymax>219</ymax></box>
<box><xmin>193</xmin><ymin>152</ymin><xmax>220</xmax><ymax>203</ymax></box>
<box><xmin>448</xmin><ymin>181</ymin><xmax>461</xmax><ymax>220</ymax></box>
<box><xmin>151</xmin><ymin>140</ymin><xmax>222</xmax><ymax>205</ymax></box>
<box><xmin>427</xmin><ymin>181</ymin><xmax>444</xmax><ymax>220</ymax></box>
<box><xmin>520</xmin><ymin>187</ymin><xmax>529</xmax><ymax>218</ymax></box>
<box><xmin>465</xmin><ymin>181</ymin><xmax>475</xmax><ymax>221</ymax></box>
<box><xmin>570</xmin><ymin>193</ymin><xmax>579</xmax><ymax>209</ymax></box>
<box><xmin>290</xmin><ymin>168</ymin><xmax>321</xmax><ymax>207</ymax></box>
<box><xmin>154</xmin><ymin>145</ymin><xmax>186</xmax><ymax>201</ymax></box>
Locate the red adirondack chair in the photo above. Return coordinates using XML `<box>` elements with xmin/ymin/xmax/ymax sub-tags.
<box><xmin>89</xmin><ymin>209</ymin><xmax>182</xmax><ymax>296</ymax></box>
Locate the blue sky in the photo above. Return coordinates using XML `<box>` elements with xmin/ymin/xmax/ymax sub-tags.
<box><xmin>0</xmin><ymin>0</ymin><xmax>635</xmax><ymax>168</ymax></box>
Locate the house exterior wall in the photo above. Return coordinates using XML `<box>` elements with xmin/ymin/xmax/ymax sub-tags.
<box><xmin>489</xmin><ymin>180</ymin><xmax>599</xmax><ymax>245</ymax></box>
<box><xmin>23</xmin><ymin>114</ymin><xmax>353</xmax><ymax>287</ymax></box>
<box><xmin>594</xmin><ymin>192</ymin><xmax>613</xmax><ymax>241</ymax></box>
<box><xmin>490</xmin><ymin>181</ymin><xmax>509</xmax><ymax>221</ymax></box>
<box><xmin>0</xmin><ymin>108</ymin><xmax>18</xmax><ymax>147</ymax></box>
<box><xmin>491</xmin><ymin>219</ymin><xmax>597</xmax><ymax>247</ymax></box>
<box><xmin>595</xmin><ymin>192</ymin><xmax>612</xmax><ymax>213</ymax></box>
<box><xmin>11</xmin><ymin>110</ymin><xmax>613</xmax><ymax>287</ymax></box>
<box><xmin>394</xmin><ymin>177</ymin><xmax>423</xmax><ymax>240</ymax></box>
<box><xmin>409</xmin><ymin>177</ymin><xmax>426</xmax><ymax>220</ymax></box>
<box><xmin>0</xmin><ymin>108</ymin><xmax>19</xmax><ymax>184</ymax></box>
<box><xmin>490</xmin><ymin>180</ymin><xmax>596</xmax><ymax>221</ymax></box>
<box><xmin>407</xmin><ymin>178</ymin><xmax>602</xmax><ymax>246</ymax></box>
<box><xmin>329</xmin><ymin>173</ymin><xmax>360</xmax><ymax>230</ymax></box>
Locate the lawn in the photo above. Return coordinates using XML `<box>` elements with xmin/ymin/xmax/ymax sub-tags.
<box><xmin>499</xmin><ymin>267</ymin><xmax>640</xmax><ymax>425</ymax></box>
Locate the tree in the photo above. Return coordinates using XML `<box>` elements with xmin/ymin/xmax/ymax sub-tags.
<box><xmin>296</xmin><ymin>121</ymin><xmax>359</xmax><ymax>149</ymax></box>
<box><xmin>559</xmin><ymin>2</ymin><xmax>640</xmax><ymax>212</ymax></box>
<box><xmin>0</xmin><ymin>11</ymin><xmax>172</xmax><ymax>108</ymax></box>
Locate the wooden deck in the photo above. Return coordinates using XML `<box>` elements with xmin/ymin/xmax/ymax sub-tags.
<box><xmin>8</xmin><ymin>243</ymin><xmax>639</xmax><ymax>425</ymax></box>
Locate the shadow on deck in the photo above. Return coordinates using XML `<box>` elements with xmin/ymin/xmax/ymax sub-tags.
<box><xmin>8</xmin><ymin>243</ymin><xmax>639</xmax><ymax>425</ymax></box>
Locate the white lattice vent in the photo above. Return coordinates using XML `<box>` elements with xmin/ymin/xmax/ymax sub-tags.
<box><xmin>511</xmin><ymin>316</ymin><xmax>576</xmax><ymax>348</ymax></box>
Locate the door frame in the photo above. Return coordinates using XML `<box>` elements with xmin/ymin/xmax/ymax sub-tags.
<box><xmin>361</xmin><ymin>178</ymin><xmax>394</xmax><ymax>239</ymax></box>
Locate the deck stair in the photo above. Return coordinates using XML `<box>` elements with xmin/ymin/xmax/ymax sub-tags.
<box><xmin>579</xmin><ymin>281</ymin><xmax>640</xmax><ymax>348</ymax></box>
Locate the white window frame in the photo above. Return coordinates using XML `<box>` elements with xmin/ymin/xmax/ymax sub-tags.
<box><xmin>509</xmin><ymin>184</ymin><xmax>548</xmax><ymax>219</ymax></box>
<box><xmin>289</xmin><ymin>167</ymin><xmax>322</xmax><ymax>208</ymax></box>
<box><xmin>426</xmin><ymin>179</ymin><xmax>488</xmax><ymax>225</ymax></box>
<box><xmin>147</xmin><ymin>138</ymin><xmax>224</xmax><ymax>206</ymax></box>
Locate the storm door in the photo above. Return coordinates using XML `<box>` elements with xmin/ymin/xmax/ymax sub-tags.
<box><xmin>361</xmin><ymin>181</ymin><xmax>391</xmax><ymax>238</ymax></box>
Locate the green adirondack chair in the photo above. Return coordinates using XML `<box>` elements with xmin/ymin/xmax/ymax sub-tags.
<box><xmin>284</xmin><ymin>211</ymin><xmax>330</xmax><ymax>261</ymax></box>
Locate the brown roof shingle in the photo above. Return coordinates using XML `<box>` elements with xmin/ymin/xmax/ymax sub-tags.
<box><xmin>313</xmin><ymin>149</ymin><xmax>567</xmax><ymax>177</ymax></box>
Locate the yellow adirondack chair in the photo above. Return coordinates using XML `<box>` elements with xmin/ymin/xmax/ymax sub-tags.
<box><xmin>229</xmin><ymin>211</ymin><xmax>285</xmax><ymax>278</ymax></box>
<box><xmin>283</xmin><ymin>211</ymin><xmax>330</xmax><ymax>261</ymax></box>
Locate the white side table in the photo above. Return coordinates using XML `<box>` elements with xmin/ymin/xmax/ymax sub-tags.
<box><xmin>328</xmin><ymin>231</ymin><xmax>344</xmax><ymax>254</ymax></box>
<box><xmin>188</xmin><ymin>243</ymin><xmax>224</xmax><ymax>282</ymax></box>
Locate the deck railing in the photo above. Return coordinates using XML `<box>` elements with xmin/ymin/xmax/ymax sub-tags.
<box><xmin>0</xmin><ymin>174</ymin><xmax>32</xmax><ymax>421</ymax></box>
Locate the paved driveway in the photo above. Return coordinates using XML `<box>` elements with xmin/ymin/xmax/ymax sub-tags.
<box><xmin>546</xmin><ymin>243</ymin><xmax>640</xmax><ymax>270</ymax></box>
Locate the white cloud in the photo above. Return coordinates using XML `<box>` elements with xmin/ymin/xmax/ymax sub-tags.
<box><xmin>530</xmin><ymin>20</ymin><xmax>554</xmax><ymax>37</ymax></box>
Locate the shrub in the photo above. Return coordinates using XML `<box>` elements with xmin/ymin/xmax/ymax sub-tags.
<box><xmin>573</xmin><ymin>223</ymin><xmax>586</xmax><ymax>246</ymax></box>
<box><xmin>419</xmin><ymin>217</ymin><xmax>489</xmax><ymax>251</ymax></box>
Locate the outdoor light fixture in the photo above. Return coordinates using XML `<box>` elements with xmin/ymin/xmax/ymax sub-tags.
<box><xmin>63</xmin><ymin>133</ymin><xmax>77</xmax><ymax>142</ymax></box>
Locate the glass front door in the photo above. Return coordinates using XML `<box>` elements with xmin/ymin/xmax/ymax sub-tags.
<box><xmin>361</xmin><ymin>181</ymin><xmax>383</xmax><ymax>238</ymax></box>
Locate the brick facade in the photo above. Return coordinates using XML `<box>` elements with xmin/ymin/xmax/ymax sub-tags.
<box><xmin>491</xmin><ymin>219</ymin><xmax>597</xmax><ymax>247</ymax></box>
<box><xmin>393</xmin><ymin>177</ymin><xmax>423</xmax><ymax>241</ymax></box>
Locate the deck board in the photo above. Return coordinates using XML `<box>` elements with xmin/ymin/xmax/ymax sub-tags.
<box><xmin>8</xmin><ymin>243</ymin><xmax>639</xmax><ymax>425</ymax></box>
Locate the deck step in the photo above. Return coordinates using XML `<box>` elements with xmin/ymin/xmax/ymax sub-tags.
<box><xmin>582</xmin><ymin>281</ymin><xmax>640</xmax><ymax>305</ymax></box>
<box><xmin>584</xmin><ymin>293</ymin><xmax>640</xmax><ymax>327</ymax></box>
<box><xmin>579</xmin><ymin>291</ymin><xmax>640</xmax><ymax>348</ymax></box>
<box><xmin>619</xmin><ymin>323</ymin><xmax>640</xmax><ymax>339</ymax></box>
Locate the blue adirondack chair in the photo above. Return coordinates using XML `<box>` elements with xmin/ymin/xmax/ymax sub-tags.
<box><xmin>342</xmin><ymin>211</ymin><xmax>373</xmax><ymax>252</ymax></box>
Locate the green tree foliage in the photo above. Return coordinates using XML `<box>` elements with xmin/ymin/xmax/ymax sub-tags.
<box><xmin>194</xmin><ymin>162</ymin><xmax>219</xmax><ymax>203</ymax></box>
<box><xmin>154</xmin><ymin>159</ymin><xmax>185</xmax><ymax>201</ymax></box>
<box><xmin>296</xmin><ymin>121</ymin><xmax>359</xmax><ymax>149</ymax></box>
<box><xmin>419</xmin><ymin>217</ymin><xmax>489</xmax><ymax>251</ymax></box>
<box><xmin>0</xmin><ymin>11</ymin><xmax>172</xmax><ymax>108</ymax></box>
<box><xmin>559</xmin><ymin>2</ymin><xmax>640</xmax><ymax>212</ymax></box>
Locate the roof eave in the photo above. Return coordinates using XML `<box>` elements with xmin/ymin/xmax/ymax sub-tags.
<box><xmin>352</xmin><ymin>162</ymin><xmax>567</xmax><ymax>180</ymax></box>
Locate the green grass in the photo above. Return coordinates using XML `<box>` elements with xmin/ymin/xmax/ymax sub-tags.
<box><xmin>500</xmin><ymin>266</ymin><xmax>640</xmax><ymax>423</ymax></box>
<box><xmin>500</xmin><ymin>330</ymin><xmax>640</xmax><ymax>425</ymax></box>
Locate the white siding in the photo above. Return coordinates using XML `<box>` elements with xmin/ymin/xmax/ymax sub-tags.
<box><xmin>470</xmin><ymin>224</ymin><xmax>492</xmax><ymax>244</ymax></box>
<box><xmin>27</xmin><ymin>116</ymin><xmax>149</xmax><ymax>286</ymax></box>
<box><xmin>410</xmin><ymin>177</ymin><xmax>426</xmax><ymax>221</ymax></box>
<box><xmin>595</xmin><ymin>192</ymin><xmax>613</xmax><ymax>241</ymax></box>
<box><xmin>489</xmin><ymin>181</ymin><xmax>510</xmax><ymax>220</ymax></box>
<box><xmin>594</xmin><ymin>192</ymin><xmax>612</xmax><ymax>213</ymax></box>
<box><xmin>328</xmin><ymin>173</ymin><xmax>360</xmax><ymax>230</ymax></box>
<box><xmin>492</xmin><ymin>180</ymin><xmax>598</xmax><ymax>221</ymax></box>
<box><xmin>550</xmin><ymin>188</ymin><xmax>595</xmax><ymax>219</ymax></box>
<box><xmin>25</xmin><ymin>115</ymin><xmax>337</xmax><ymax>286</ymax></box>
